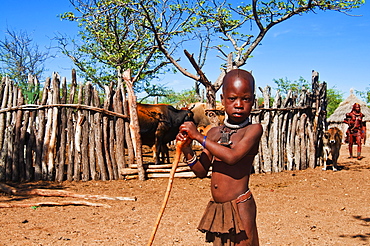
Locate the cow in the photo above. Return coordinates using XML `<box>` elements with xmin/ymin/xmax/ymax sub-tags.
<box><xmin>188</xmin><ymin>102</ymin><xmax>225</xmax><ymax>135</ymax></box>
<box><xmin>137</xmin><ymin>103</ymin><xmax>193</xmax><ymax>165</ymax></box>
<box><xmin>322</xmin><ymin>127</ymin><xmax>343</xmax><ymax>171</ymax></box>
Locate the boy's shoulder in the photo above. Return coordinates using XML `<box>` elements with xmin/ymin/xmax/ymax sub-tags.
<box><xmin>246</xmin><ymin>122</ymin><xmax>263</xmax><ymax>133</ymax></box>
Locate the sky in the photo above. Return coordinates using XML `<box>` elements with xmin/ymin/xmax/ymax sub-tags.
<box><xmin>1</xmin><ymin>1</ymin><xmax>369</xmax><ymax>101</ymax></box>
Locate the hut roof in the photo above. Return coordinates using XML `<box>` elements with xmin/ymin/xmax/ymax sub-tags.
<box><xmin>328</xmin><ymin>89</ymin><xmax>370</xmax><ymax>123</ymax></box>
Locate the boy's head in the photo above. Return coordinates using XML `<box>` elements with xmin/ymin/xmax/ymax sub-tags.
<box><xmin>222</xmin><ymin>69</ymin><xmax>255</xmax><ymax>95</ymax></box>
<box><xmin>221</xmin><ymin>69</ymin><xmax>255</xmax><ymax>123</ymax></box>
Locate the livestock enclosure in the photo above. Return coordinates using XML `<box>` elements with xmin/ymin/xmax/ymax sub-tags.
<box><xmin>251</xmin><ymin>70</ymin><xmax>327</xmax><ymax>173</ymax></box>
<box><xmin>0</xmin><ymin>70</ymin><xmax>327</xmax><ymax>182</ymax></box>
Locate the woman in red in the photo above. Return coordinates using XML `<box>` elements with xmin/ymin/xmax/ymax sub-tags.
<box><xmin>344</xmin><ymin>103</ymin><xmax>366</xmax><ymax>160</ymax></box>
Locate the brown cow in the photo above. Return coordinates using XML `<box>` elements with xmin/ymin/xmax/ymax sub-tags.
<box><xmin>322</xmin><ymin>127</ymin><xmax>343</xmax><ymax>171</ymax></box>
<box><xmin>188</xmin><ymin>102</ymin><xmax>225</xmax><ymax>136</ymax></box>
<box><xmin>137</xmin><ymin>103</ymin><xmax>193</xmax><ymax>164</ymax></box>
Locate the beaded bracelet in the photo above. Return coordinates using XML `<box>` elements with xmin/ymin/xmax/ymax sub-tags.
<box><xmin>186</xmin><ymin>153</ymin><xmax>197</xmax><ymax>167</ymax></box>
<box><xmin>202</xmin><ymin>136</ymin><xmax>207</xmax><ymax>148</ymax></box>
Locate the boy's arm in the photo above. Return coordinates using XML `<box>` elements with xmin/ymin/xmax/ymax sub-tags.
<box><xmin>177</xmin><ymin>122</ymin><xmax>213</xmax><ymax>178</ymax></box>
<box><xmin>181</xmin><ymin>144</ymin><xmax>212</xmax><ymax>178</ymax></box>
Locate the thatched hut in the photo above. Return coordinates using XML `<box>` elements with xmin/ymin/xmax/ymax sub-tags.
<box><xmin>327</xmin><ymin>89</ymin><xmax>370</xmax><ymax>145</ymax></box>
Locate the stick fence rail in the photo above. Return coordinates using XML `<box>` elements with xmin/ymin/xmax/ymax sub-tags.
<box><xmin>0</xmin><ymin>71</ymin><xmax>327</xmax><ymax>182</ymax></box>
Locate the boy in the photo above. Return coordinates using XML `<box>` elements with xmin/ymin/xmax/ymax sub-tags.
<box><xmin>176</xmin><ymin>69</ymin><xmax>262</xmax><ymax>246</ymax></box>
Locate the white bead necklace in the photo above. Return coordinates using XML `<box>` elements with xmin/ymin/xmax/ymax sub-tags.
<box><xmin>223</xmin><ymin>115</ymin><xmax>250</xmax><ymax>129</ymax></box>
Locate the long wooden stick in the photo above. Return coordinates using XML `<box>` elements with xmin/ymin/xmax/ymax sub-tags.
<box><xmin>0</xmin><ymin>183</ymin><xmax>136</xmax><ymax>201</ymax></box>
<box><xmin>147</xmin><ymin>140</ymin><xmax>184</xmax><ymax>246</ymax></box>
<box><xmin>0</xmin><ymin>201</ymin><xmax>111</xmax><ymax>208</ymax></box>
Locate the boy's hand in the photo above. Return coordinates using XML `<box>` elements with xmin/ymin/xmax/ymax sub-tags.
<box><xmin>176</xmin><ymin>130</ymin><xmax>192</xmax><ymax>149</ymax></box>
<box><xmin>179</xmin><ymin>121</ymin><xmax>202</xmax><ymax>140</ymax></box>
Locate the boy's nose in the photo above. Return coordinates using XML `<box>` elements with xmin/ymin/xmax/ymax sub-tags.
<box><xmin>235</xmin><ymin>99</ymin><xmax>243</xmax><ymax>107</ymax></box>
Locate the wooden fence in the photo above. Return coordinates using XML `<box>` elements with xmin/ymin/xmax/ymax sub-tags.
<box><xmin>0</xmin><ymin>70</ymin><xmax>327</xmax><ymax>182</ymax></box>
<box><xmin>251</xmin><ymin>70</ymin><xmax>327</xmax><ymax>173</ymax></box>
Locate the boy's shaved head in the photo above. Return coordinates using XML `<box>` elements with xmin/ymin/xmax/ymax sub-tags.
<box><xmin>222</xmin><ymin>69</ymin><xmax>255</xmax><ymax>93</ymax></box>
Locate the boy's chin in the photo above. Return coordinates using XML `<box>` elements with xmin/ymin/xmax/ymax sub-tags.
<box><xmin>228</xmin><ymin>116</ymin><xmax>247</xmax><ymax>123</ymax></box>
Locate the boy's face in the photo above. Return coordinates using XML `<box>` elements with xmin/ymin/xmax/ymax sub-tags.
<box><xmin>221</xmin><ymin>75</ymin><xmax>254</xmax><ymax>124</ymax></box>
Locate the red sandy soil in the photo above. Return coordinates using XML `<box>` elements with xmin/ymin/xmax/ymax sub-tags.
<box><xmin>0</xmin><ymin>145</ymin><xmax>369</xmax><ymax>246</ymax></box>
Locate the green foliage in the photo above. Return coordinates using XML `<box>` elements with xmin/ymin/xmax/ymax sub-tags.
<box><xmin>273</xmin><ymin>76</ymin><xmax>310</xmax><ymax>95</ymax></box>
<box><xmin>22</xmin><ymin>84</ymin><xmax>41</xmax><ymax>104</ymax></box>
<box><xmin>159</xmin><ymin>88</ymin><xmax>199</xmax><ymax>108</ymax></box>
<box><xmin>57</xmin><ymin>0</ymin><xmax>198</xmax><ymax>93</ymax></box>
<box><xmin>57</xmin><ymin>0</ymin><xmax>364</xmax><ymax>102</ymax></box>
<box><xmin>273</xmin><ymin>76</ymin><xmax>344</xmax><ymax>117</ymax></box>
<box><xmin>58</xmin><ymin>0</ymin><xmax>158</xmax><ymax>89</ymax></box>
<box><xmin>141</xmin><ymin>88</ymin><xmax>199</xmax><ymax>108</ymax></box>
<box><xmin>188</xmin><ymin>0</ymin><xmax>364</xmax><ymax>69</ymax></box>
<box><xmin>355</xmin><ymin>89</ymin><xmax>370</xmax><ymax>105</ymax></box>
<box><xmin>327</xmin><ymin>87</ymin><xmax>344</xmax><ymax>117</ymax></box>
<box><xmin>138</xmin><ymin>83</ymin><xmax>173</xmax><ymax>103</ymax></box>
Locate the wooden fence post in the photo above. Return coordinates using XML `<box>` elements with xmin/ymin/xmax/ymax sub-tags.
<box><xmin>122</xmin><ymin>69</ymin><xmax>145</xmax><ymax>181</ymax></box>
<box><xmin>0</xmin><ymin>77</ymin><xmax>10</xmax><ymax>180</ymax></box>
<box><xmin>113</xmin><ymin>86</ymin><xmax>126</xmax><ymax>178</ymax></box>
<box><xmin>56</xmin><ymin>77</ymin><xmax>68</xmax><ymax>182</ymax></box>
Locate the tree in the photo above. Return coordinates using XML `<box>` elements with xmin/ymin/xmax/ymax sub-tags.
<box><xmin>273</xmin><ymin>76</ymin><xmax>344</xmax><ymax>117</ymax></box>
<box><xmin>139</xmin><ymin>88</ymin><xmax>199</xmax><ymax>108</ymax></box>
<box><xmin>273</xmin><ymin>77</ymin><xmax>310</xmax><ymax>96</ymax></box>
<box><xmin>327</xmin><ymin>87</ymin><xmax>344</xmax><ymax>117</ymax></box>
<box><xmin>0</xmin><ymin>28</ymin><xmax>51</xmax><ymax>102</ymax></box>
<box><xmin>355</xmin><ymin>89</ymin><xmax>370</xmax><ymax>105</ymax></box>
<box><xmin>57</xmin><ymin>0</ymin><xmax>198</xmax><ymax>93</ymax></box>
<box><xmin>141</xmin><ymin>0</ymin><xmax>364</xmax><ymax>108</ymax></box>
<box><xmin>158</xmin><ymin>88</ymin><xmax>199</xmax><ymax>108</ymax></box>
<box><xmin>58</xmin><ymin>0</ymin><xmax>364</xmax><ymax>106</ymax></box>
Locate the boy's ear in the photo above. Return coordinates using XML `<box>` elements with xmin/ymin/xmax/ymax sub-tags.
<box><xmin>220</xmin><ymin>94</ymin><xmax>225</xmax><ymax>106</ymax></box>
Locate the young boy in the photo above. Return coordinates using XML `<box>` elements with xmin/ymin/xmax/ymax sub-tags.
<box><xmin>176</xmin><ymin>69</ymin><xmax>262</xmax><ymax>246</ymax></box>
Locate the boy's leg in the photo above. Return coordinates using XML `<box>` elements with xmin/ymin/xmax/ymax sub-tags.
<box><xmin>237</xmin><ymin>196</ymin><xmax>259</xmax><ymax>246</ymax></box>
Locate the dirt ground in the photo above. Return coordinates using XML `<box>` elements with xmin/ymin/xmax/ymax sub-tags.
<box><xmin>0</xmin><ymin>145</ymin><xmax>369</xmax><ymax>246</ymax></box>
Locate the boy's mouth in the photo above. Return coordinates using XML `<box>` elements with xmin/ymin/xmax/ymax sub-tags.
<box><xmin>232</xmin><ymin>112</ymin><xmax>243</xmax><ymax>118</ymax></box>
